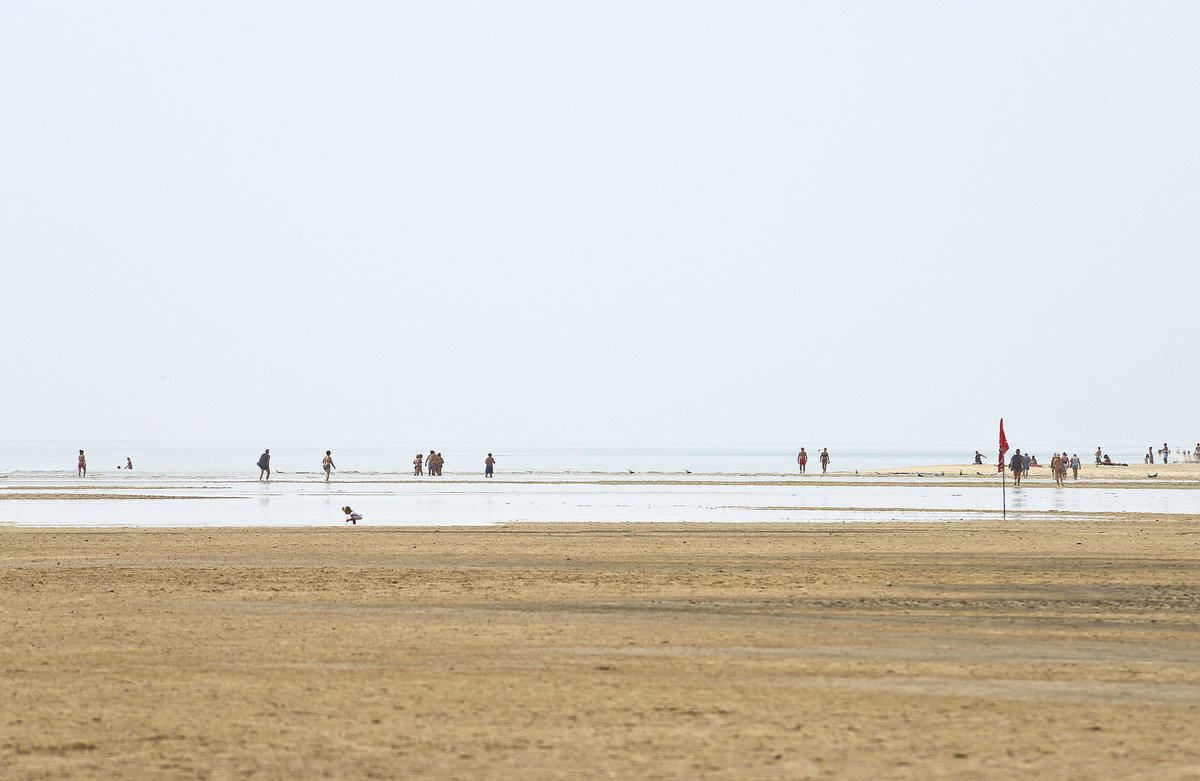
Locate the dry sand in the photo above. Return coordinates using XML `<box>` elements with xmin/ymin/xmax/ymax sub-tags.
<box><xmin>3</xmin><ymin>520</ymin><xmax>1200</xmax><ymax>779</ymax></box>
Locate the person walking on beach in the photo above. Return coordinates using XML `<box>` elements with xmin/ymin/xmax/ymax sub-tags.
<box><xmin>257</xmin><ymin>449</ymin><xmax>271</xmax><ymax>481</ymax></box>
<box><xmin>414</xmin><ymin>453</ymin><xmax>423</xmax><ymax>476</ymax></box>
<box><xmin>77</xmin><ymin>450</ymin><xmax>86</xmax><ymax>477</ymax></box>
<box><xmin>1095</xmin><ymin>447</ymin><xmax>1103</xmax><ymax>465</ymax></box>
<box><xmin>1009</xmin><ymin>448</ymin><xmax>1024</xmax><ymax>486</ymax></box>
<box><xmin>797</xmin><ymin>448</ymin><xmax>808</xmax><ymax>474</ymax></box>
<box><xmin>322</xmin><ymin>450</ymin><xmax>336</xmax><ymax>482</ymax></box>
<box><xmin>820</xmin><ymin>448</ymin><xmax>830</xmax><ymax>474</ymax></box>
<box><xmin>974</xmin><ymin>451</ymin><xmax>985</xmax><ymax>465</ymax></box>
<box><xmin>1051</xmin><ymin>453</ymin><xmax>1065</xmax><ymax>486</ymax></box>
<box><xmin>1070</xmin><ymin>453</ymin><xmax>1081</xmax><ymax>479</ymax></box>
<box><xmin>485</xmin><ymin>453</ymin><xmax>495</xmax><ymax>477</ymax></box>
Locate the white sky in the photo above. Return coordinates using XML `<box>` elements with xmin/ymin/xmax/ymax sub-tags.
<box><xmin>2</xmin><ymin>2</ymin><xmax>1197</xmax><ymax>448</ymax></box>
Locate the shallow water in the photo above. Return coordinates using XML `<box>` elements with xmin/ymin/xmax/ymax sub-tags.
<box><xmin>4</xmin><ymin>440</ymin><xmax>1197</xmax><ymax>528</ymax></box>
<box><xmin>2</xmin><ymin>473</ymin><xmax>1196</xmax><ymax>528</ymax></box>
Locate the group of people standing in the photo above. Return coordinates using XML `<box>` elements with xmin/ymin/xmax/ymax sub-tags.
<box><xmin>796</xmin><ymin>447</ymin><xmax>831</xmax><ymax>474</ymax></box>
<box><xmin>414</xmin><ymin>451</ymin><xmax>445</xmax><ymax>476</ymax></box>
<box><xmin>1007</xmin><ymin>449</ymin><xmax>1080</xmax><ymax>486</ymax></box>
<box><xmin>1050</xmin><ymin>452</ymin><xmax>1081</xmax><ymax>486</ymax></box>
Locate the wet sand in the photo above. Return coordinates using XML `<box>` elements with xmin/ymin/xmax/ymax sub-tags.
<box><xmin>3</xmin><ymin>521</ymin><xmax>1200</xmax><ymax>779</ymax></box>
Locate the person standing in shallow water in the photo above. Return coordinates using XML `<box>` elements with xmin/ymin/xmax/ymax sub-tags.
<box><xmin>485</xmin><ymin>453</ymin><xmax>495</xmax><ymax>477</ymax></box>
<box><xmin>322</xmin><ymin>450</ymin><xmax>336</xmax><ymax>482</ymax></box>
<box><xmin>257</xmin><ymin>449</ymin><xmax>271</xmax><ymax>481</ymax></box>
<box><xmin>797</xmin><ymin>448</ymin><xmax>807</xmax><ymax>474</ymax></box>
<box><xmin>820</xmin><ymin>448</ymin><xmax>830</xmax><ymax>474</ymax></box>
<box><xmin>77</xmin><ymin>450</ymin><xmax>86</xmax><ymax>477</ymax></box>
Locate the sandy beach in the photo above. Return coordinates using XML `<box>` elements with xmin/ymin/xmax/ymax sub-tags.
<box><xmin>861</xmin><ymin>460</ymin><xmax>1200</xmax><ymax>486</ymax></box>
<box><xmin>3</xmin><ymin>520</ymin><xmax>1199</xmax><ymax>779</ymax></box>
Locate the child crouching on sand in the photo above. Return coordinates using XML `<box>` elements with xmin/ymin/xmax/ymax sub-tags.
<box><xmin>342</xmin><ymin>506</ymin><xmax>362</xmax><ymax>525</ymax></box>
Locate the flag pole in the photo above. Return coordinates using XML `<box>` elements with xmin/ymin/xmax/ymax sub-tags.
<box><xmin>999</xmin><ymin>418</ymin><xmax>1008</xmax><ymax>521</ymax></box>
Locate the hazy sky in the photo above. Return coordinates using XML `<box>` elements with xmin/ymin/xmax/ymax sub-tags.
<box><xmin>3</xmin><ymin>2</ymin><xmax>1197</xmax><ymax>447</ymax></box>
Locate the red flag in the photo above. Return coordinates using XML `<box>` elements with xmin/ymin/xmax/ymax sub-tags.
<box><xmin>998</xmin><ymin>418</ymin><xmax>1009</xmax><ymax>473</ymax></box>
